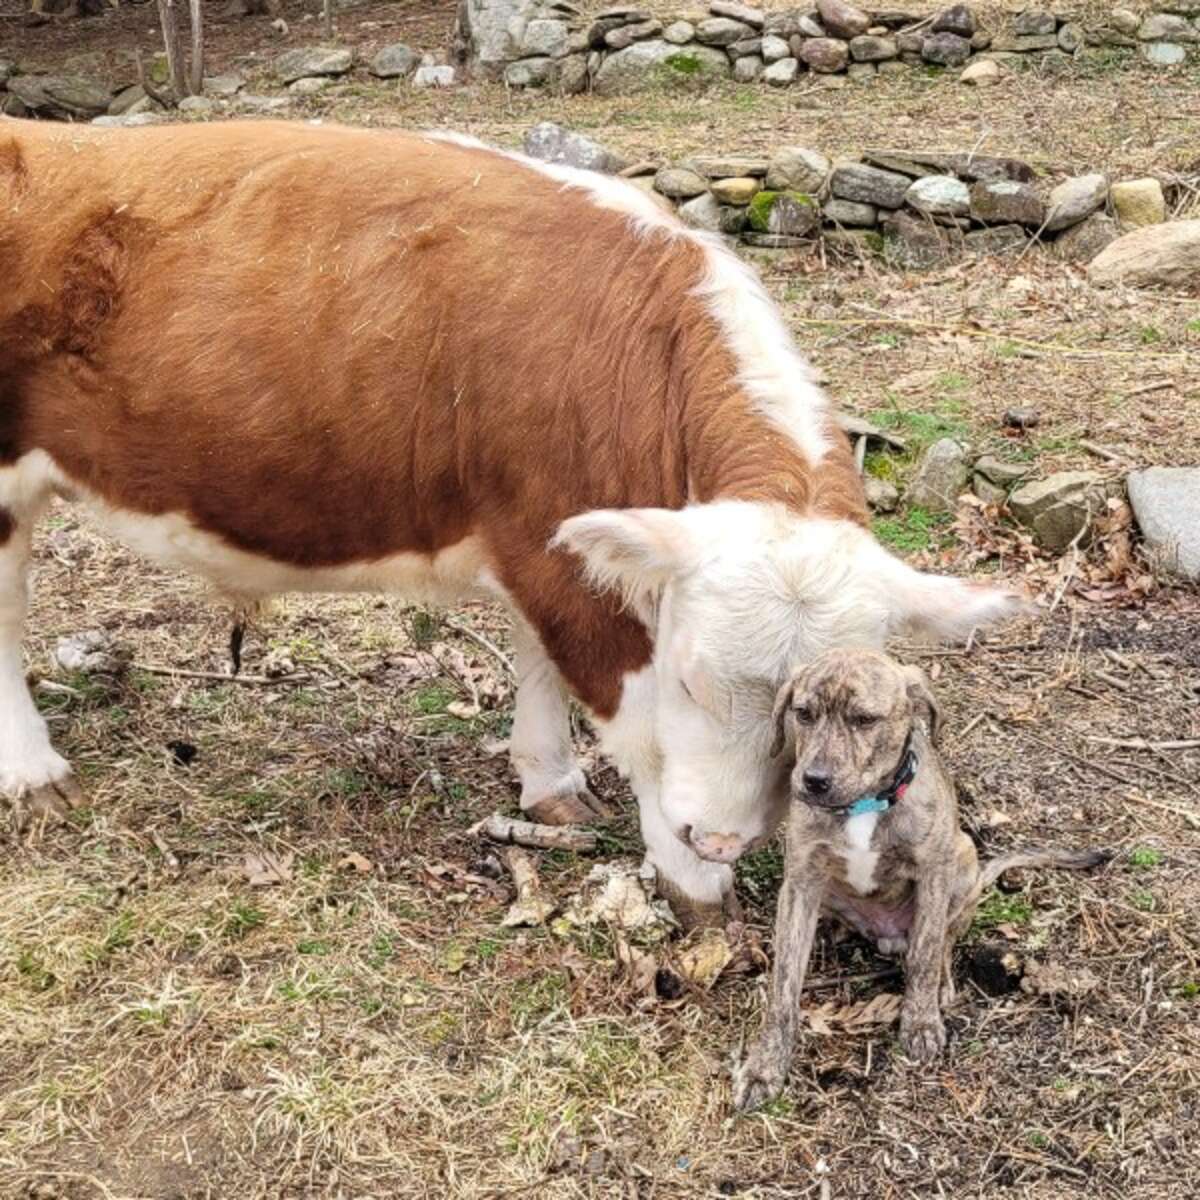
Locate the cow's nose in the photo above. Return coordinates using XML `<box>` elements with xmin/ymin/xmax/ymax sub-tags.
<box><xmin>803</xmin><ymin>768</ymin><xmax>832</xmax><ymax>796</ymax></box>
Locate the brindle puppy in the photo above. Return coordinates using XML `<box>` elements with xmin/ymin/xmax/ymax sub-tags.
<box><xmin>733</xmin><ymin>647</ymin><xmax>1107</xmax><ymax>1112</ymax></box>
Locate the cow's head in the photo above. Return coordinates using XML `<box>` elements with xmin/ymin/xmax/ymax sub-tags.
<box><xmin>554</xmin><ymin>500</ymin><xmax>1027</xmax><ymax>864</ymax></box>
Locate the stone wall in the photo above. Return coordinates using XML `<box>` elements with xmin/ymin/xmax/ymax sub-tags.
<box><xmin>455</xmin><ymin>0</ymin><xmax>1200</xmax><ymax>92</ymax></box>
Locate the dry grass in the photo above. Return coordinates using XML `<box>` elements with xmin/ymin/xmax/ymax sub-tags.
<box><xmin>3</xmin><ymin>12</ymin><xmax>1200</xmax><ymax>1198</ymax></box>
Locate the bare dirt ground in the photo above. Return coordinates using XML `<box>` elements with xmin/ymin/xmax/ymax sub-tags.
<box><xmin>2</xmin><ymin>4</ymin><xmax>1200</xmax><ymax>1199</ymax></box>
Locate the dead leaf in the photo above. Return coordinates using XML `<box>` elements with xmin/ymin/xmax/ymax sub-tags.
<box><xmin>337</xmin><ymin>852</ymin><xmax>373</xmax><ymax>874</ymax></box>
<box><xmin>241</xmin><ymin>851</ymin><xmax>294</xmax><ymax>887</ymax></box>
<box><xmin>1020</xmin><ymin>959</ymin><xmax>1100</xmax><ymax>1001</ymax></box>
<box><xmin>446</xmin><ymin>700</ymin><xmax>481</xmax><ymax>720</ymax></box>
<box><xmin>676</xmin><ymin>927</ymin><xmax>734</xmax><ymax>990</ymax></box>
<box><xmin>615</xmin><ymin>934</ymin><xmax>658</xmax><ymax>995</ymax></box>
<box><xmin>804</xmin><ymin>992</ymin><xmax>903</xmax><ymax>1035</ymax></box>
<box><xmin>500</xmin><ymin>847</ymin><xmax>556</xmax><ymax>928</ymax></box>
<box><xmin>561</xmin><ymin>862</ymin><xmax>676</xmax><ymax>934</ymax></box>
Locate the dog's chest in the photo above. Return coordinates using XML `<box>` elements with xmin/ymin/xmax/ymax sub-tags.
<box><xmin>836</xmin><ymin>812</ymin><xmax>881</xmax><ymax>895</ymax></box>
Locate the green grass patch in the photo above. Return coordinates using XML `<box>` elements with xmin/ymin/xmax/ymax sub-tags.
<box><xmin>736</xmin><ymin>843</ymin><xmax>785</xmax><ymax>905</ymax></box>
<box><xmin>224</xmin><ymin>901</ymin><xmax>267</xmax><ymax>940</ymax></box>
<box><xmin>1128</xmin><ymin>846</ymin><xmax>1163</xmax><ymax>870</ymax></box>
<box><xmin>16</xmin><ymin>950</ymin><xmax>56</xmax><ymax>993</ymax></box>
<box><xmin>869</xmin><ymin>402</ymin><xmax>970</xmax><ymax>455</ymax></box>
<box><xmin>872</xmin><ymin>506</ymin><xmax>951</xmax><ymax>554</ymax></box>
<box><xmin>970</xmin><ymin>890</ymin><xmax>1033</xmax><ymax>935</ymax></box>
<box><xmin>1138</xmin><ymin>325</ymin><xmax>1162</xmax><ymax>345</ymax></box>
<box><xmin>509</xmin><ymin>972</ymin><xmax>569</xmax><ymax>1029</ymax></box>
<box><xmin>1128</xmin><ymin>888</ymin><xmax>1156</xmax><ymax>912</ymax></box>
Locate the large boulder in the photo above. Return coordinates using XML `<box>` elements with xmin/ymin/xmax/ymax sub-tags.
<box><xmin>7</xmin><ymin>75</ymin><xmax>112</xmax><ymax>119</ymax></box>
<box><xmin>1087</xmin><ymin>221</ymin><xmax>1200</xmax><ymax>288</ymax></box>
<box><xmin>830</xmin><ymin>162</ymin><xmax>911</xmax><ymax>208</ymax></box>
<box><xmin>1127</xmin><ymin>467</ymin><xmax>1200</xmax><ymax>579</ymax></box>
<box><xmin>593</xmin><ymin>39</ymin><xmax>730</xmax><ymax>93</ymax></box>
<box><xmin>523</xmin><ymin>122</ymin><xmax>623</xmax><ymax>172</ymax></box>
<box><xmin>457</xmin><ymin>0</ymin><xmax>541</xmax><ymax>77</ymax></box>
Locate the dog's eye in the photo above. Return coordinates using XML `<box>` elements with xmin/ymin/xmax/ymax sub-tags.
<box><xmin>851</xmin><ymin>713</ymin><xmax>880</xmax><ymax>728</ymax></box>
<box><xmin>794</xmin><ymin>705</ymin><xmax>816</xmax><ymax>724</ymax></box>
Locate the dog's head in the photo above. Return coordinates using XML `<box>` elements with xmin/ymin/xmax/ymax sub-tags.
<box><xmin>771</xmin><ymin>647</ymin><xmax>940</xmax><ymax>812</ymax></box>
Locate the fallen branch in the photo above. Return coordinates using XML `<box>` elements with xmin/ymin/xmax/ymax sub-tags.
<box><xmin>500</xmin><ymin>846</ymin><xmax>556</xmax><ymax>927</ymax></box>
<box><xmin>1087</xmin><ymin>736</ymin><xmax>1200</xmax><ymax>752</ymax></box>
<box><xmin>471</xmin><ymin>811</ymin><xmax>597</xmax><ymax>852</ymax></box>
<box><xmin>442</xmin><ymin>618</ymin><xmax>515</xmax><ymax>677</ymax></box>
<box><xmin>1079</xmin><ymin>439</ymin><xmax>1126</xmax><ymax>463</ymax></box>
<box><xmin>802</xmin><ymin>965</ymin><xmax>901</xmax><ymax>991</ymax></box>
<box><xmin>133</xmin><ymin>661</ymin><xmax>311</xmax><ymax>685</ymax></box>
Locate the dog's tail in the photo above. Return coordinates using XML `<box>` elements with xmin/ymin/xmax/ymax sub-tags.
<box><xmin>978</xmin><ymin>847</ymin><xmax>1112</xmax><ymax>893</ymax></box>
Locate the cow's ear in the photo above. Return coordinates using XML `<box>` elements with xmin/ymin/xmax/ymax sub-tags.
<box><xmin>552</xmin><ymin>508</ymin><xmax>697</xmax><ymax>606</ymax></box>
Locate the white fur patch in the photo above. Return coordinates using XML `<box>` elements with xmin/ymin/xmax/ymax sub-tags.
<box><xmin>840</xmin><ymin>811</ymin><xmax>881</xmax><ymax>895</ymax></box>
<box><xmin>424</xmin><ymin>131</ymin><xmax>833</xmax><ymax>470</ymax></box>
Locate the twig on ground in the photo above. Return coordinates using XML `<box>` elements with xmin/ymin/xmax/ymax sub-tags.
<box><xmin>442</xmin><ymin>618</ymin><xmax>515</xmax><ymax>677</ymax></box>
<box><xmin>470</xmin><ymin>812</ymin><xmax>597</xmax><ymax>852</ymax></box>
<box><xmin>133</xmin><ymin>662</ymin><xmax>311</xmax><ymax>685</ymax></box>
<box><xmin>803</xmin><ymin>966</ymin><xmax>901</xmax><ymax>991</ymax></box>
<box><xmin>149</xmin><ymin>828</ymin><xmax>180</xmax><ymax>871</ymax></box>
<box><xmin>1079</xmin><ymin>439</ymin><xmax>1126</xmax><ymax>463</ymax></box>
<box><xmin>500</xmin><ymin>847</ymin><xmax>556</xmax><ymax>927</ymax></box>
<box><xmin>1087</xmin><ymin>736</ymin><xmax>1200</xmax><ymax>751</ymax></box>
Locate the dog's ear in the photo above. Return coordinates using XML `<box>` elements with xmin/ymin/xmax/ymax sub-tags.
<box><xmin>770</xmin><ymin>678</ymin><xmax>797</xmax><ymax>758</ymax></box>
<box><xmin>904</xmin><ymin>665</ymin><xmax>942</xmax><ymax>744</ymax></box>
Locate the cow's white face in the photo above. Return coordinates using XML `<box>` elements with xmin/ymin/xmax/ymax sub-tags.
<box><xmin>555</xmin><ymin>501</ymin><xmax>1027</xmax><ymax>863</ymax></box>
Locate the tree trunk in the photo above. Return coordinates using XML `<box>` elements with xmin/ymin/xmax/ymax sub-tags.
<box><xmin>188</xmin><ymin>0</ymin><xmax>204</xmax><ymax>97</ymax></box>
<box><xmin>157</xmin><ymin>0</ymin><xmax>189</xmax><ymax>99</ymax></box>
<box><xmin>324</xmin><ymin>0</ymin><xmax>334</xmax><ymax>39</ymax></box>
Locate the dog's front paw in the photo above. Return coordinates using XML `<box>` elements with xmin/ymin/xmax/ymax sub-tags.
<box><xmin>899</xmin><ymin>1009</ymin><xmax>946</xmax><ymax>1063</ymax></box>
<box><xmin>732</xmin><ymin>1047</ymin><xmax>788</xmax><ymax>1113</ymax></box>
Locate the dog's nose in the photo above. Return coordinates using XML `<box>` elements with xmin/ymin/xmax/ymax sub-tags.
<box><xmin>803</xmin><ymin>768</ymin><xmax>832</xmax><ymax>796</ymax></box>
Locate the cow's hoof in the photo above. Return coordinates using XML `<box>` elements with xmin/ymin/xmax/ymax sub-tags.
<box><xmin>899</xmin><ymin>1011</ymin><xmax>946</xmax><ymax>1063</ymax></box>
<box><xmin>7</xmin><ymin>773</ymin><xmax>87</xmax><ymax>834</ymax></box>
<box><xmin>657</xmin><ymin>879</ymin><xmax>743</xmax><ymax>930</ymax></box>
<box><xmin>525</xmin><ymin>787</ymin><xmax>613</xmax><ymax>825</ymax></box>
<box><xmin>731</xmin><ymin>1049</ymin><xmax>787</xmax><ymax>1113</ymax></box>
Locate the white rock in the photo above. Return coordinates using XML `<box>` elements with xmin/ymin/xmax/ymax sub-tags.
<box><xmin>905</xmin><ymin>174</ymin><xmax>970</xmax><ymax>217</ymax></box>
<box><xmin>1127</xmin><ymin>467</ymin><xmax>1200</xmax><ymax>579</ymax></box>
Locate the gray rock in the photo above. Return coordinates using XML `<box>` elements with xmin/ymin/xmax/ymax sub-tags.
<box><xmin>964</xmin><ymin>223</ymin><xmax>1028</xmax><ymax>254</ymax></box>
<box><xmin>799</xmin><ymin>37</ymin><xmax>850</xmax><ymax>70</ymax></box>
<box><xmin>677</xmin><ymin>191</ymin><xmax>725</xmax><ymax>230</ymax></box>
<box><xmin>763</xmin><ymin>8</ymin><xmax>809</xmax><ymax>36</ymax></box>
<box><xmin>605</xmin><ymin>18</ymin><xmax>662</xmax><ymax>48</ymax></box>
<box><xmin>108</xmin><ymin>84</ymin><xmax>147</xmax><ymax>115</ymax></box>
<box><xmin>831</xmin><ymin>162</ymin><xmax>912</xmax><ymax>208</ymax></box>
<box><xmin>559</xmin><ymin>53</ymin><xmax>591</xmax><ymax>92</ymax></box>
<box><xmin>989</xmin><ymin>33</ymin><xmax>1059</xmax><ymax>50</ymax></box>
<box><xmin>523</xmin><ymin>122</ymin><xmax>623</xmax><ymax>172</ymax></box>
<box><xmin>1010</xmin><ymin>472</ymin><xmax>1111</xmax><ymax>552</ymax></box>
<box><xmin>930</xmin><ymin>4</ymin><xmax>975</xmax><ymax>36</ymax></box>
<box><xmin>695</xmin><ymin>16</ymin><xmax>755</xmax><ymax>43</ymax></box>
<box><xmin>370</xmin><ymin>43</ymin><xmax>419</xmax><ymax>77</ymax></box>
<box><xmin>865</xmin><ymin>476</ymin><xmax>900</xmax><ymax>512</ymax></box>
<box><xmin>275</xmin><ymin>46</ymin><xmax>353</xmax><ymax>83</ymax></box>
<box><xmin>1057</xmin><ymin>22</ymin><xmax>1082</xmax><ymax>51</ymax></box>
<box><xmin>654</xmin><ymin>164</ymin><xmax>710</xmax><ymax>197</ymax></box>
<box><xmin>178</xmin><ymin>94</ymin><xmax>216</xmax><ymax>112</ymax></box>
<box><xmin>412</xmin><ymin>64</ymin><xmax>458</xmax><ymax>87</ymax></box>
<box><xmin>1004</xmin><ymin>406</ymin><xmax>1041</xmax><ymax>429</ymax></box>
<box><xmin>505</xmin><ymin>57</ymin><xmax>558</xmax><ymax>85</ymax></box>
<box><xmin>878</xmin><ymin>59</ymin><xmax>909</xmax><ymax>72</ymax></box>
<box><xmin>0</xmin><ymin>59</ymin><xmax>14</xmax><ymax>86</ymax></box>
<box><xmin>969</xmin><ymin>179</ymin><xmax>1045</xmax><ymax>226</ymax></box>
<box><xmin>1051</xmin><ymin>212</ymin><xmax>1120</xmax><ymax>263</ymax></box>
<box><xmin>9</xmin><ymin>75</ymin><xmax>112</xmax><ymax>119</ymax></box>
<box><xmin>236</xmin><ymin>94</ymin><xmax>291</xmax><ymax>112</ymax></box>
<box><xmin>664</xmin><ymin>20</ymin><xmax>696</xmax><ymax>42</ymax></box>
<box><xmin>823</xmin><ymin>197</ymin><xmax>878</xmax><ymax>225</ymax></box>
<box><xmin>881</xmin><ymin>209</ymin><xmax>957</xmax><ymax>267</ymax></box>
<box><xmin>761</xmin><ymin>33</ymin><xmax>792</xmax><ymax>60</ymax></box>
<box><xmin>1138</xmin><ymin>12</ymin><xmax>1197</xmax><ymax>40</ymax></box>
<box><xmin>749</xmin><ymin>189</ymin><xmax>820</xmax><ymax>234</ymax></box>
<box><xmin>288</xmin><ymin>76</ymin><xmax>331</xmax><ymax>94</ymax></box>
<box><xmin>906</xmin><ymin>438</ymin><xmax>970</xmax><ymax>512</ymax></box>
<box><xmin>733</xmin><ymin>53</ymin><xmax>765</xmax><ymax>79</ymax></box>
<box><xmin>960</xmin><ymin>58</ymin><xmax>1002</xmax><ymax>84</ymax></box>
<box><xmin>847</xmin><ymin>61</ymin><xmax>877</xmax><ymax>77</ymax></box>
<box><xmin>1044</xmin><ymin>173</ymin><xmax>1108</xmax><ymax>232</ymax></box>
<box><xmin>976</xmin><ymin>456</ymin><xmax>1031</xmax><ymax>486</ymax></box>
<box><xmin>850</xmin><ymin>33</ymin><xmax>898</xmax><ymax>59</ymax></box>
<box><xmin>55</xmin><ymin>630</ymin><xmax>121</xmax><ymax>675</ymax></box>
<box><xmin>816</xmin><ymin>0</ymin><xmax>870</xmax><ymax>38</ymax></box>
<box><xmin>593</xmin><ymin>39</ymin><xmax>730</xmax><ymax>93</ymax></box>
<box><xmin>1110</xmin><ymin>7</ymin><xmax>1139</xmax><ymax>34</ymax></box>
<box><xmin>204</xmin><ymin>73</ymin><xmax>245</xmax><ymax>97</ymax></box>
<box><xmin>728</xmin><ymin>36</ymin><xmax>764</xmax><ymax>57</ymax></box>
<box><xmin>766</xmin><ymin>146</ymin><xmax>830</xmax><ymax>191</ymax></box>
<box><xmin>710</xmin><ymin>0</ymin><xmax>766</xmax><ymax>28</ymax></box>
<box><xmin>91</xmin><ymin>110</ymin><xmax>160</xmax><ymax>127</ymax></box>
<box><xmin>686</xmin><ymin>153</ymin><xmax>769</xmax><ymax>177</ymax></box>
<box><xmin>763</xmin><ymin>55</ymin><xmax>800</xmax><ymax>83</ymax></box>
<box><xmin>896</xmin><ymin>30</ymin><xmax>925</xmax><ymax>52</ymax></box>
<box><xmin>720</xmin><ymin>204</ymin><xmax>748</xmax><ymax>234</ymax></box>
<box><xmin>460</xmin><ymin>0</ymin><xmax>542</xmax><ymax>74</ymax></box>
<box><xmin>1141</xmin><ymin>41</ymin><xmax>1187</xmax><ymax>64</ymax></box>
<box><xmin>524</xmin><ymin>17</ymin><xmax>571</xmax><ymax>54</ymax></box>
<box><xmin>971</xmin><ymin>29</ymin><xmax>993</xmax><ymax>48</ymax></box>
<box><xmin>906</xmin><ymin>174</ymin><xmax>970</xmax><ymax>216</ymax></box>
<box><xmin>1013</xmin><ymin>8</ymin><xmax>1056</xmax><ymax>35</ymax></box>
<box><xmin>1127</xmin><ymin>467</ymin><xmax>1200</xmax><ymax>579</ymax></box>
<box><xmin>973</xmin><ymin>476</ymin><xmax>1007</xmax><ymax>505</ymax></box>
<box><xmin>921</xmin><ymin>31</ymin><xmax>972</xmax><ymax>64</ymax></box>
<box><xmin>1087</xmin><ymin>220</ymin><xmax>1200</xmax><ymax>288</ymax></box>
<box><xmin>798</xmin><ymin>13</ymin><xmax>828</xmax><ymax>35</ymax></box>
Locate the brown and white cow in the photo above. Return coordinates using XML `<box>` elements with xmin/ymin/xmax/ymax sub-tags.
<box><xmin>0</xmin><ymin>118</ymin><xmax>1022</xmax><ymax>920</ymax></box>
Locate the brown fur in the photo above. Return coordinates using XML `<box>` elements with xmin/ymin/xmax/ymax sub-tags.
<box><xmin>733</xmin><ymin>648</ymin><xmax>1108</xmax><ymax>1111</ymax></box>
<box><xmin>0</xmin><ymin>119</ymin><xmax>865</xmax><ymax>718</ymax></box>
<box><xmin>0</xmin><ymin>507</ymin><xmax>12</xmax><ymax>547</ymax></box>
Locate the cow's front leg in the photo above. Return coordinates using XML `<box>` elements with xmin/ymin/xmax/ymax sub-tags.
<box><xmin>0</xmin><ymin>499</ymin><xmax>86</xmax><ymax>831</ymax></box>
<box><xmin>637</xmin><ymin>786</ymin><xmax>737</xmax><ymax>927</ymax></box>
<box><xmin>509</xmin><ymin>619</ymin><xmax>611</xmax><ymax>824</ymax></box>
<box><xmin>733</xmin><ymin>869</ymin><xmax>823</xmax><ymax>1111</ymax></box>
<box><xmin>899</xmin><ymin>868</ymin><xmax>953</xmax><ymax>1062</ymax></box>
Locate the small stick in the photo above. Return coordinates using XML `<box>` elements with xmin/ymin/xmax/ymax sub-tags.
<box><xmin>149</xmin><ymin>829</ymin><xmax>180</xmax><ymax>871</ymax></box>
<box><xmin>1091</xmin><ymin>669</ymin><xmax>1131</xmax><ymax>693</ymax></box>
<box><xmin>954</xmin><ymin>711</ymin><xmax>988</xmax><ymax>742</ymax></box>
<box><xmin>802</xmin><ymin>966</ymin><xmax>901</xmax><ymax>991</ymax></box>
<box><xmin>1125</xmin><ymin>379</ymin><xmax>1173</xmax><ymax>398</ymax></box>
<box><xmin>500</xmin><ymin>846</ymin><xmax>556</xmax><ymax>927</ymax></box>
<box><xmin>470</xmin><ymin>811</ymin><xmax>597</xmax><ymax>852</ymax></box>
<box><xmin>1079</xmin><ymin>439</ymin><xmax>1125</xmax><ymax>463</ymax></box>
<box><xmin>133</xmin><ymin>662</ymin><xmax>311</xmax><ymax>685</ymax></box>
<box><xmin>1087</xmin><ymin>736</ymin><xmax>1200</xmax><ymax>752</ymax></box>
<box><xmin>442</xmin><ymin>618</ymin><xmax>515</xmax><ymax>678</ymax></box>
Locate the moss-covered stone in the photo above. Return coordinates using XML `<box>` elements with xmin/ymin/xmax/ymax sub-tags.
<box><xmin>746</xmin><ymin>189</ymin><xmax>817</xmax><ymax>234</ymax></box>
